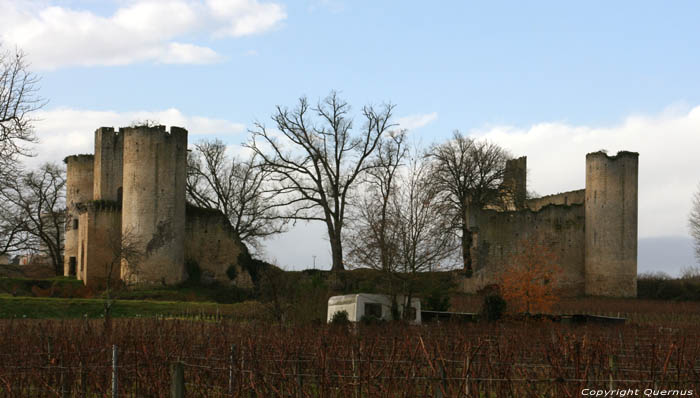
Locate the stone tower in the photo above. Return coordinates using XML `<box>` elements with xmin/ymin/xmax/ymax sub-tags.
<box><xmin>63</xmin><ymin>155</ymin><xmax>94</xmax><ymax>277</ymax></box>
<box><xmin>93</xmin><ymin>127</ymin><xmax>124</xmax><ymax>202</ymax></box>
<box><xmin>584</xmin><ymin>151</ymin><xmax>639</xmax><ymax>297</ymax></box>
<box><xmin>502</xmin><ymin>156</ymin><xmax>527</xmax><ymax>210</ymax></box>
<box><xmin>120</xmin><ymin>126</ymin><xmax>188</xmax><ymax>284</ymax></box>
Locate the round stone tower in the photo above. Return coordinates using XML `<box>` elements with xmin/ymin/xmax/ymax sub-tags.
<box><xmin>584</xmin><ymin>151</ymin><xmax>639</xmax><ymax>297</ymax></box>
<box><xmin>63</xmin><ymin>154</ymin><xmax>95</xmax><ymax>277</ymax></box>
<box><xmin>121</xmin><ymin>126</ymin><xmax>188</xmax><ymax>284</ymax></box>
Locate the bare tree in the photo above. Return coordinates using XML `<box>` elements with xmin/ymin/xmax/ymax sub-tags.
<box><xmin>186</xmin><ymin>139</ymin><xmax>285</xmax><ymax>251</ymax></box>
<box><xmin>348</xmin><ymin>144</ymin><xmax>457</xmax><ymax>317</ymax></box>
<box><xmin>0</xmin><ymin>45</ymin><xmax>44</xmax><ymax>171</ymax></box>
<box><xmin>346</xmin><ymin>130</ymin><xmax>407</xmax><ymax>272</ymax></box>
<box><xmin>0</xmin><ymin>163</ymin><xmax>65</xmax><ymax>275</ymax></box>
<box><xmin>0</xmin><ymin>201</ymin><xmax>31</xmax><ymax>258</ymax></box>
<box><xmin>391</xmin><ymin>149</ymin><xmax>458</xmax><ymax>315</ymax></box>
<box><xmin>429</xmin><ymin>131</ymin><xmax>511</xmax><ymax>275</ymax></box>
<box><xmin>246</xmin><ymin>91</ymin><xmax>396</xmax><ymax>271</ymax></box>
<box><xmin>103</xmin><ymin>227</ymin><xmax>143</xmax><ymax>332</ymax></box>
<box><xmin>690</xmin><ymin>183</ymin><xmax>700</xmax><ymax>262</ymax></box>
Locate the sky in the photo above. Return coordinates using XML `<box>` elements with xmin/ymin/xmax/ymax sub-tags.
<box><xmin>2</xmin><ymin>0</ymin><xmax>699</xmax><ymax>274</ymax></box>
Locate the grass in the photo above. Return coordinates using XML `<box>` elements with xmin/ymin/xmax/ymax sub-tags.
<box><xmin>0</xmin><ymin>295</ymin><xmax>268</xmax><ymax>320</ymax></box>
<box><xmin>0</xmin><ymin>275</ymin><xmax>83</xmax><ymax>296</ymax></box>
<box><xmin>0</xmin><ymin>275</ymin><xmax>253</xmax><ymax>303</ymax></box>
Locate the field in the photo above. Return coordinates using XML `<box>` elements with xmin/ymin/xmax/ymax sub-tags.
<box><xmin>2</xmin><ymin>273</ymin><xmax>700</xmax><ymax>397</ymax></box>
<box><xmin>1</xmin><ymin>318</ymin><xmax>699</xmax><ymax>398</ymax></box>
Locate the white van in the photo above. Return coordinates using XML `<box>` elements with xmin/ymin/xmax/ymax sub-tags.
<box><xmin>327</xmin><ymin>293</ymin><xmax>422</xmax><ymax>324</ymax></box>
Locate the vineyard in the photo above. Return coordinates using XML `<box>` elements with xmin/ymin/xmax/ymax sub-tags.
<box><xmin>0</xmin><ymin>319</ymin><xmax>698</xmax><ymax>397</ymax></box>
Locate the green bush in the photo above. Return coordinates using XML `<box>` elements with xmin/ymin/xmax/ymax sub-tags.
<box><xmin>424</xmin><ymin>287</ymin><xmax>451</xmax><ymax>311</ymax></box>
<box><xmin>330</xmin><ymin>310</ymin><xmax>349</xmax><ymax>325</ymax></box>
<box><xmin>481</xmin><ymin>293</ymin><xmax>506</xmax><ymax>321</ymax></box>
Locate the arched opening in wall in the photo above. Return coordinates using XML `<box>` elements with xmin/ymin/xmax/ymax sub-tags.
<box><xmin>117</xmin><ymin>187</ymin><xmax>123</xmax><ymax>204</ymax></box>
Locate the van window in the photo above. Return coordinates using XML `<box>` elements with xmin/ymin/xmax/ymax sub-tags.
<box><xmin>364</xmin><ymin>303</ymin><xmax>382</xmax><ymax>319</ymax></box>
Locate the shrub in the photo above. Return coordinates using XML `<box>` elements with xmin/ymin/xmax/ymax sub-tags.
<box><xmin>481</xmin><ymin>293</ymin><xmax>506</xmax><ymax>321</ymax></box>
<box><xmin>330</xmin><ymin>310</ymin><xmax>349</xmax><ymax>325</ymax></box>
<box><xmin>424</xmin><ymin>287</ymin><xmax>451</xmax><ymax>311</ymax></box>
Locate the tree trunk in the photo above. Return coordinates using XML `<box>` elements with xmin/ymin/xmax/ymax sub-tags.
<box><xmin>461</xmin><ymin>225</ymin><xmax>472</xmax><ymax>275</ymax></box>
<box><xmin>330</xmin><ymin>236</ymin><xmax>344</xmax><ymax>271</ymax></box>
<box><xmin>326</xmin><ymin>216</ymin><xmax>345</xmax><ymax>271</ymax></box>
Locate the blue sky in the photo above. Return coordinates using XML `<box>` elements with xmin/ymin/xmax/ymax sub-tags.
<box><xmin>2</xmin><ymin>0</ymin><xmax>699</xmax><ymax>273</ymax></box>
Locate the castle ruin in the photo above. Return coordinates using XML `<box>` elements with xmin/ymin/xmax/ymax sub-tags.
<box><xmin>64</xmin><ymin>126</ymin><xmax>251</xmax><ymax>287</ymax></box>
<box><xmin>461</xmin><ymin>150</ymin><xmax>639</xmax><ymax>297</ymax></box>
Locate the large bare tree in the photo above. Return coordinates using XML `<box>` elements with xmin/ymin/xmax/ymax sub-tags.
<box><xmin>0</xmin><ymin>163</ymin><xmax>65</xmax><ymax>275</ymax></box>
<box><xmin>186</xmin><ymin>139</ymin><xmax>285</xmax><ymax>251</ymax></box>
<box><xmin>0</xmin><ymin>45</ymin><xmax>43</xmax><ymax>172</ymax></box>
<box><xmin>690</xmin><ymin>183</ymin><xmax>700</xmax><ymax>262</ymax></box>
<box><xmin>246</xmin><ymin>91</ymin><xmax>396</xmax><ymax>271</ymax></box>
<box><xmin>429</xmin><ymin>131</ymin><xmax>511</xmax><ymax>275</ymax></box>
<box><xmin>348</xmin><ymin>144</ymin><xmax>457</xmax><ymax>316</ymax></box>
<box><xmin>346</xmin><ymin>130</ymin><xmax>407</xmax><ymax>272</ymax></box>
<box><xmin>393</xmin><ymin>152</ymin><xmax>457</xmax><ymax>273</ymax></box>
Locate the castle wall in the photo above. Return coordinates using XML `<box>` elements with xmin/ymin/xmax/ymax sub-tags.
<box><xmin>502</xmin><ymin>157</ymin><xmax>527</xmax><ymax>210</ymax></box>
<box><xmin>64</xmin><ymin>155</ymin><xmax>94</xmax><ymax>277</ymax></box>
<box><xmin>585</xmin><ymin>151</ymin><xmax>638</xmax><ymax>297</ymax></box>
<box><xmin>526</xmin><ymin>189</ymin><xmax>585</xmax><ymax>211</ymax></box>
<box><xmin>93</xmin><ymin>127</ymin><xmax>124</xmax><ymax>202</ymax></box>
<box><xmin>76</xmin><ymin>203</ymin><xmax>122</xmax><ymax>287</ymax></box>
<box><xmin>121</xmin><ymin>126</ymin><xmax>187</xmax><ymax>284</ymax></box>
<box><xmin>184</xmin><ymin>206</ymin><xmax>253</xmax><ymax>288</ymax></box>
<box><xmin>470</xmin><ymin>204</ymin><xmax>586</xmax><ymax>295</ymax></box>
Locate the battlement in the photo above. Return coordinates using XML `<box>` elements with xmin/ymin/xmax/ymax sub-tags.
<box><xmin>526</xmin><ymin>189</ymin><xmax>585</xmax><ymax>211</ymax></box>
<box><xmin>63</xmin><ymin>154</ymin><xmax>94</xmax><ymax>164</ymax></box>
<box><xmin>586</xmin><ymin>150</ymin><xmax>639</xmax><ymax>160</ymax></box>
<box><xmin>119</xmin><ymin>125</ymin><xmax>188</xmax><ymax>140</ymax></box>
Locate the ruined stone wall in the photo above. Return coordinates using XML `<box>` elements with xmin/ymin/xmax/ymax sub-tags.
<box><xmin>461</xmin><ymin>204</ymin><xmax>586</xmax><ymax>296</ymax></box>
<box><xmin>93</xmin><ymin>127</ymin><xmax>124</xmax><ymax>201</ymax></box>
<box><xmin>63</xmin><ymin>155</ymin><xmax>94</xmax><ymax>276</ymax></box>
<box><xmin>585</xmin><ymin>151</ymin><xmax>638</xmax><ymax>297</ymax></box>
<box><xmin>526</xmin><ymin>189</ymin><xmax>585</xmax><ymax>211</ymax></box>
<box><xmin>76</xmin><ymin>203</ymin><xmax>122</xmax><ymax>287</ymax></box>
<box><xmin>184</xmin><ymin>206</ymin><xmax>253</xmax><ymax>288</ymax></box>
<box><xmin>502</xmin><ymin>156</ymin><xmax>527</xmax><ymax>210</ymax></box>
<box><xmin>121</xmin><ymin>126</ymin><xmax>187</xmax><ymax>284</ymax></box>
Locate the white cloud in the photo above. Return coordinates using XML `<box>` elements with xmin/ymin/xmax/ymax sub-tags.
<box><xmin>468</xmin><ymin>104</ymin><xmax>700</xmax><ymax>239</ymax></box>
<box><xmin>397</xmin><ymin>112</ymin><xmax>438</xmax><ymax>131</ymax></box>
<box><xmin>0</xmin><ymin>0</ymin><xmax>286</xmax><ymax>69</ymax></box>
<box><xmin>26</xmin><ymin>107</ymin><xmax>246</xmax><ymax>168</ymax></box>
<box><xmin>207</xmin><ymin>0</ymin><xmax>286</xmax><ymax>37</ymax></box>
